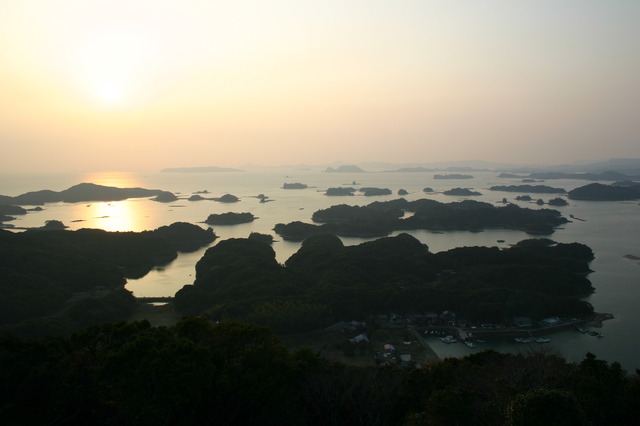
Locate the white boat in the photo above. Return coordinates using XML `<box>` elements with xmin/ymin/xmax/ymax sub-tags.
<box><xmin>440</xmin><ymin>335</ymin><xmax>457</xmax><ymax>344</ymax></box>
<box><xmin>535</xmin><ymin>338</ymin><xmax>551</xmax><ymax>343</ymax></box>
<box><xmin>464</xmin><ymin>341</ymin><xmax>476</xmax><ymax>348</ymax></box>
<box><xmin>515</xmin><ymin>337</ymin><xmax>533</xmax><ymax>343</ymax></box>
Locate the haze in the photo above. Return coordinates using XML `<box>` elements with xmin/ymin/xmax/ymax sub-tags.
<box><xmin>2</xmin><ymin>0</ymin><xmax>639</xmax><ymax>173</ymax></box>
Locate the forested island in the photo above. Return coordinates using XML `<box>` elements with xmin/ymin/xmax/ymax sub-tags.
<box><xmin>204</xmin><ymin>212</ymin><xmax>255</xmax><ymax>225</ymax></box>
<box><xmin>489</xmin><ymin>184</ymin><xmax>566</xmax><ymax>194</ymax></box>
<box><xmin>0</xmin><ymin>223</ymin><xmax>215</xmax><ymax>336</ymax></box>
<box><xmin>174</xmin><ymin>234</ymin><xmax>595</xmax><ymax>333</ymax></box>
<box><xmin>443</xmin><ymin>187</ymin><xmax>481</xmax><ymax>196</ymax></box>
<box><xmin>0</xmin><ymin>182</ymin><xmax>167</xmax><ymax>205</ymax></box>
<box><xmin>568</xmin><ymin>182</ymin><xmax>640</xmax><ymax>201</ymax></box>
<box><xmin>274</xmin><ymin>198</ymin><xmax>568</xmax><ymax>239</ymax></box>
<box><xmin>434</xmin><ymin>174</ymin><xmax>474</xmax><ymax>179</ymax></box>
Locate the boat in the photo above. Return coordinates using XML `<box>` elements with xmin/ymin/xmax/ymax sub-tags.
<box><xmin>535</xmin><ymin>338</ymin><xmax>551</xmax><ymax>343</ymax></box>
<box><xmin>440</xmin><ymin>335</ymin><xmax>457</xmax><ymax>344</ymax></box>
<box><xmin>464</xmin><ymin>341</ymin><xmax>476</xmax><ymax>348</ymax></box>
<box><xmin>588</xmin><ymin>331</ymin><xmax>604</xmax><ymax>338</ymax></box>
<box><xmin>577</xmin><ymin>327</ymin><xmax>588</xmax><ymax>333</ymax></box>
<box><xmin>515</xmin><ymin>337</ymin><xmax>533</xmax><ymax>343</ymax></box>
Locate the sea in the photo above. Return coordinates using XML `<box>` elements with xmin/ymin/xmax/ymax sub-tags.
<box><xmin>1</xmin><ymin>169</ymin><xmax>639</xmax><ymax>371</ymax></box>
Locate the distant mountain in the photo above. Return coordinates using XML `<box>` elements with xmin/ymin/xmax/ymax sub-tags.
<box><xmin>323</xmin><ymin>165</ymin><xmax>366</xmax><ymax>173</ymax></box>
<box><xmin>161</xmin><ymin>166</ymin><xmax>244</xmax><ymax>173</ymax></box>
<box><xmin>1</xmin><ymin>183</ymin><xmax>166</xmax><ymax>206</ymax></box>
<box><xmin>506</xmin><ymin>158</ymin><xmax>640</xmax><ymax>175</ymax></box>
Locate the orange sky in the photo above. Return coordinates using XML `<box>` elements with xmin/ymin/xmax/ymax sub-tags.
<box><xmin>1</xmin><ymin>0</ymin><xmax>639</xmax><ymax>173</ymax></box>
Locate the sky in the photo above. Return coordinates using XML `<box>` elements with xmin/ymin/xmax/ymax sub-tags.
<box><xmin>1</xmin><ymin>0</ymin><xmax>639</xmax><ymax>173</ymax></box>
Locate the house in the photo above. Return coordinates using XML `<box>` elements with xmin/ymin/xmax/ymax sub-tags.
<box><xmin>540</xmin><ymin>317</ymin><xmax>560</xmax><ymax>327</ymax></box>
<box><xmin>349</xmin><ymin>333</ymin><xmax>369</xmax><ymax>344</ymax></box>
<box><xmin>513</xmin><ymin>317</ymin><xmax>533</xmax><ymax>328</ymax></box>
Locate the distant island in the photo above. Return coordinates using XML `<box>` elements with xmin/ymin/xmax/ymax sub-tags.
<box><xmin>359</xmin><ymin>187</ymin><xmax>392</xmax><ymax>196</ymax></box>
<box><xmin>434</xmin><ymin>174</ymin><xmax>474</xmax><ymax>179</ymax></box>
<box><xmin>204</xmin><ymin>212</ymin><xmax>255</xmax><ymax>225</ymax></box>
<box><xmin>325</xmin><ymin>187</ymin><xmax>356</xmax><ymax>196</ymax></box>
<box><xmin>443</xmin><ymin>188</ymin><xmax>482</xmax><ymax>196</ymax></box>
<box><xmin>160</xmin><ymin>166</ymin><xmax>244</xmax><ymax>173</ymax></box>
<box><xmin>274</xmin><ymin>198</ymin><xmax>568</xmax><ymax>240</ymax></box>
<box><xmin>568</xmin><ymin>182</ymin><xmax>640</xmax><ymax>201</ymax></box>
<box><xmin>0</xmin><ymin>183</ymin><xmax>166</xmax><ymax>206</ymax></box>
<box><xmin>498</xmin><ymin>171</ymin><xmax>640</xmax><ymax>181</ymax></box>
<box><xmin>489</xmin><ymin>185</ymin><xmax>566</xmax><ymax>194</ymax></box>
<box><xmin>282</xmin><ymin>183</ymin><xmax>308</xmax><ymax>189</ymax></box>
<box><xmin>323</xmin><ymin>165</ymin><xmax>365</xmax><ymax>173</ymax></box>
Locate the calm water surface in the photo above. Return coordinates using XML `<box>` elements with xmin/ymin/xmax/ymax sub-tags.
<box><xmin>1</xmin><ymin>170</ymin><xmax>638</xmax><ymax>371</ymax></box>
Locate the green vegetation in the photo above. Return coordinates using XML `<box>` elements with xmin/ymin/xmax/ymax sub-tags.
<box><xmin>275</xmin><ymin>198</ymin><xmax>569</xmax><ymax>240</ymax></box>
<box><xmin>174</xmin><ymin>234</ymin><xmax>595</xmax><ymax>333</ymax></box>
<box><xmin>1</xmin><ymin>318</ymin><xmax>638</xmax><ymax>425</ymax></box>
<box><xmin>204</xmin><ymin>211</ymin><xmax>255</xmax><ymax>225</ymax></box>
<box><xmin>489</xmin><ymin>184</ymin><xmax>567</xmax><ymax>193</ymax></box>
<box><xmin>0</xmin><ymin>223</ymin><xmax>215</xmax><ymax>336</ymax></box>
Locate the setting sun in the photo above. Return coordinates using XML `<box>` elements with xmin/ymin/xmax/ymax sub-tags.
<box><xmin>68</xmin><ymin>20</ymin><xmax>160</xmax><ymax>107</ymax></box>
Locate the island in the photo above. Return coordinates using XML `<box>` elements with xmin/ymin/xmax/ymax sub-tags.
<box><xmin>0</xmin><ymin>183</ymin><xmax>167</xmax><ymax>205</ymax></box>
<box><xmin>434</xmin><ymin>174</ymin><xmax>474</xmax><ymax>179</ymax></box>
<box><xmin>568</xmin><ymin>183</ymin><xmax>640</xmax><ymax>201</ymax></box>
<box><xmin>214</xmin><ymin>194</ymin><xmax>240</xmax><ymax>203</ymax></box>
<box><xmin>282</xmin><ymin>183</ymin><xmax>308</xmax><ymax>189</ymax></box>
<box><xmin>548</xmin><ymin>197</ymin><xmax>569</xmax><ymax>206</ymax></box>
<box><xmin>248</xmin><ymin>232</ymin><xmax>275</xmax><ymax>244</ymax></box>
<box><xmin>325</xmin><ymin>187</ymin><xmax>356</xmax><ymax>196</ymax></box>
<box><xmin>175</xmin><ymin>234</ymin><xmax>595</xmax><ymax>335</ymax></box>
<box><xmin>274</xmin><ymin>198</ymin><xmax>568</xmax><ymax>240</ymax></box>
<box><xmin>443</xmin><ymin>188</ymin><xmax>482</xmax><ymax>196</ymax></box>
<box><xmin>0</xmin><ymin>222</ymin><xmax>215</xmax><ymax>336</ymax></box>
<box><xmin>323</xmin><ymin>165</ymin><xmax>366</xmax><ymax>173</ymax></box>
<box><xmin>152</xmin><ymin>191</ymin><xmax>179</xmax><ymax>203</ymax></box>
<box><xmin>204</xmin><ymin>212</ymin><xmax>255</xmax><ymax>225</ymax></box>
<box><xmin>160</xmin><ymin>166</ymin><xmax>244</xmax><ymax>173</ymax></box>
<box><xmin>359</xmin><ymin>187</ymin><xmax>392</xmax><ymax>196</ymax></box>
<box><xmin>489</xmin><ymin>184</ymin><xmax>566</xmax><ymax>194</ymax></box>
<box><xmin>398</xmin><ymin>189</ymin><xmax>408</xmax><ymax>195</ymax></box>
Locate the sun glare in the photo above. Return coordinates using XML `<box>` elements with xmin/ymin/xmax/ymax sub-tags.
<box><xmin>69</xmin><ymin>21</ymin><xmax>159</xmax><ymax>107</ymax></box>
<box><xmin>95</xmin><ymin>82</ymin><xmax>125</xmax><ymax>105</ymax></box>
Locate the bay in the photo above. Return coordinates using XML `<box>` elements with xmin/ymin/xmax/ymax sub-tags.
<box><xmin>1</xmin><ymin>169</ymin><xmax>639</xmax><ymax>371</ymax></box>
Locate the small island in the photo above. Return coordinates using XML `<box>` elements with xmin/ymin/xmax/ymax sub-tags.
<box><xmin>214</xmin><ymin>194</ymin><xmax>240</xmax><ymax>203</ymax></box>
<box><xmin>325</xmin><ymin>187</ymin><xmax>356</xmax><ymax>196</ymax></box>
<box><xmin>443</xmin><ymin>188</ymin><xmax>482</xmax><ymax>196</ymax></box>
<box><xmin>323</xmin><ymin>165</ymin><xmax>366</xmax><ymax>173</ymax></box>
<box><xmin>282</xmin><ymin>183</ymin><xmax>309</xmax><ymax>189</ymax></box>
<box><xmin>489</xmin><ymin>185</ymin><xmax>566</xmax><ymax>194</ymax></box>
<box><xmin>359</xmin><ymin>187</ymin><xmax>392</xmax><ymax>196</ymax></box>
<box><xmin>152</xmin><ymin>191</ymin><xmax>179</xmax><ymax>203</ymax></box>
<box><xmin>204</xmin><ymin>212</ymin><xmax>255</xmax><ymax>225</ymax></box>
<box><xmin>548</xmin><ymin>197</ymin><xmax>569</xmax><ymax>206</ymax></box>
<box><xmin>434</xmin><ymin>174</ymin><xmax>474</xmax><ymax>179</ymax></box>
<box><xmin>160</xmin><ymin>166</ymin><xmax>244</xmax><ymax>173</ymax></box>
